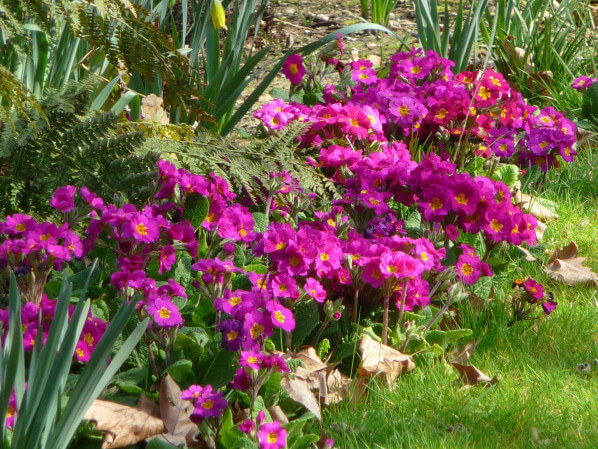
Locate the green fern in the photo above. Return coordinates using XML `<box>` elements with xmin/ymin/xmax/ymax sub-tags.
<box><xmin>135</xmin><ymin>121</ymin><xmax>341</xmax><ymax>207</ymax></box>
<box><xmin>0</xmin><ymin>80</ymin><xmax>159</xmax><ymax>216</ymax></box>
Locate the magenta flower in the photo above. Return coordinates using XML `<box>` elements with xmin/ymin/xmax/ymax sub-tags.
<box><xmin>184</xmin><ymin>385</ymin><xmax>227</xmax><ymax>422</ymax></box>
<box><xmin>5</xmin><ymin>393</ymin><xmax>17</xmax><ymax>428</ymax></box>
<box><xmin>304</xmin><ymin>277</ymin><xmax>327</xmax><ymax>302</ymax></box>
<box><xmin>282</xmin><ymin>54</ymin><xmax>305</xmax><ymax>85</ymax></box>
<box><xmin>158</xmin><ymin>245</ymin><xmax>176</xmax><ymax>274</ymax></box>
<box><xmin>50</xmin><ymin>185</ymin><xmax>77</xmax><ymax>213</ymax></box>
<box><xmin>266</xmin><ymin>301</ymin><xmax>295</xmax><ymax>333</ymax></box>
<box><xmin>257</xmin><ymin>421</ymin><xmax>287</xmax><ymax>449</ymax></box>
<box><xmin>146</xmin><ymin>296</ymin><xmax>183</xmax><ymax>327</ymax></box>
<box><xmin>524</xmin><ymin>278</ymin><xmax>544</xmax><ymax>301</ymax></box>
<box><xmin>542</xmin><ymin>299</ymin><xmax>557</xmax><ymax>315</ymax></box>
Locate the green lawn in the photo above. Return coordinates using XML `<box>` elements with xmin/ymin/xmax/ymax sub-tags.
<box><xmin>322</xmin><ymin>148</ymin><xmax>598</xmax><ymax>449</ymax></box>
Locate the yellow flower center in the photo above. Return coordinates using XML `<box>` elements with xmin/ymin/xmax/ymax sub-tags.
<box><xmin>16</xmin><ymin>223</ymin><xmax>26</xmax><ymax>232</ymax></box>
<box><xmin>461</xmin><ymin>264</ymin><xmax>474</xmax><ymax>276</ymax></box>
<box><xmin>478</xmin><ymin>86</ymin><xmax>491</xmax><ymax>100</ymax></box>
<box><xmin>202</xmin><ymin>399</ymin><xmax>214</xmax><ymax>410</ymax></box>
<box><xmin>206</xmin><ymin>213</ymin><xmax>216</xmax><ymax>223</ymax></box>
<box><xmin>76</xmin><ymin>348</ymin><xmax>85</xmax><ymax>357</ymax></box>
<box><xmin>430</xmin><ymin>198</ymin><xmax>443</xmax><ymax>210</ymax></box>
<box><xmin>158</xmin><ymin>307</ymin><xmax>171</xmax><ymax>319</ymax></box>
<box><xmin>371</xmin><ymin>269</ymin><xmax>381</xmax><ymax>279</ymax></box>
<box><xmin>289</xmin><ymin>257</ymin><xmax>300</xmax><ymax>267</ymax></box>
<box><xmin>411</xmin><ymin>65</ymin><xmax>422</xmax><ymax>74</ymax></box>
<box><xmin>350</xmin><ymin>118</ymin><xmax>359</xmax><ymax>127</ymax></box>
<box><xmin>227</xmin><ymin>331</ymin><xmax>238</xmax><ymax>341</ymax></box>
<box><xmin>268</xmin><ymin>432</ymin><xmax>278</xmax><ymax>443</ymax></box>
<box><xmin>136</xmin><ymin>223</ymin><xmax>148</xmax><ymax>236</ymax></box>
<box><xmin>276</xmin><ymin>242</ymin><xmax>287</xmax><ymax>250</ymax></box>
<box><xmin>387</xmin><ymin>265</ymin><xmax>398</xmax><ymax>273</ymax></box>
<box><xmin>229</xmin><ymin>296</ymin><xmax>242</xmax><ymax>306</ymax></box>
<box><xmin>250</xmin><ymin>323</ymin><xmax>264</xmax><ymax>339</ymax></box>
<box><xmin>40</xmin><ymin>234</ymin><xmax>51</xmax><ymax>241</ymax></box>
<box><xmin>275</xmin><ymin>311</ymin><xmax>286</xmax><ymax>323</ymax></box>
<box><xmin>289</xmin><ymin>64</ymin><xmax>298</xmax><ymax>75</ymax></box>
<box><xmin>435</xmin><ymin>108</ymin><xmax>448</xmax><ymax>119</ymax></box>
<box><xmin>420</xmin><ymin>252</ymin><xmax>428</xmax><ymax>261</ymax></box>
<box><xmin>278</xmin><ymin>284</ymin><xmax>287</xmax><ymax>292</ymax></box>
<box><xmin>455</xmin><ymin>193</ymin><xmax>468</xmax><ymax>205</ymax></box>
<box><xmin>239</xmin><ymin>228</ymin><xmax>247</xmax><ymax>237</ymax></box>
<box><xmin>398</xmin><ymin>105</ymin><xmax>410</xmax><ymax>117</ymax></box>
<box><xmin>83</xmin><ymin>333</ymin><xmax>94</xmax><ymax>346</ymax></box>
<box><xmin>320</xmin><ymin>253</ymin><xmax>330</xmax><ymax>261</ymax></box>
<box><xmin>490</xmin><ymin>219</ymin><xmax>503</xmax><ymax>232</ymax></box>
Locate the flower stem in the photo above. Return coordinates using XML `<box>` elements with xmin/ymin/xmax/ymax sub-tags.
<box><xmin>382</xmin><ymin>294</ymin><xmax>391</xmax><ymax>345</ymax></box>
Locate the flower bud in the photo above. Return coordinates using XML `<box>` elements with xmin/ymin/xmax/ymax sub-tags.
<box><xmin>211</xmin><ymin>0</ymin><xmax>227</xmax><ymax>30</ymax></box>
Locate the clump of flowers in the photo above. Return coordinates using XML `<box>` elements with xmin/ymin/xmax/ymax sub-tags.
<box><xmin>239</xmin><ymin>411</ymin><xmax>288</xmax><ymax>449</ymax></box>
<box><xmin>572</xmin><ymin>75</ymin><xmax>598</xmax><ymax>92</ymax></box>
<box><xmin>509</xmin><ymin>277</ymin><xmax>557</xmax><ymax>324</ymax></box>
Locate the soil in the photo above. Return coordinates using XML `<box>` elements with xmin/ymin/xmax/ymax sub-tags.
<box><xmin>236</xmin><ymin>0</ymin><xmax>421</xmax><ymax>128</ymax></box>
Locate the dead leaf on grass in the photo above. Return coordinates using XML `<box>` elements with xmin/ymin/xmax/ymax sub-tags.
<box><xmin>516</xmin><ymin>246</ymin><xmax>537</xmax><ymax>262</ymax></box>
<box><xmin>451</xmin><ymin>362</ymin><xmax>500</xmax><ymax>386</ymax></box>
<box><xmin>545</xmin><ymin>241</ymin><xmax>598</xmax><ymax>286</ymax></box>
<box><xmin>83</xmin><ymin>399</ymin><xmax>165</xmax><ymax>448</ymax></box>
<box><xmin>358</xmin><ymin>335</ymin><xmax>415</xmax><ymax>386</ymax></box>
<box><xmin>447</xmin><ymin>340</ymin><xmax>479</xmax><ymax>365</ymax></box>
<box><xmin>514</xmin><ymin>190</ymin><xmax>559</xmax><ymax>222</ymax></box>
<box><xmin>285</xmin><ymin>347</ymin><xmax>352</xmax><ymax>405</ymax></box>
<box><xmin>157</xmin><ymin>374</ymin><xmax>203</xmax><ymax>448</ymax></box>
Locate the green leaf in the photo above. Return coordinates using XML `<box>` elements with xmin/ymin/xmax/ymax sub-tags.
<box><xmin>146</xmin><ymin>438</ymin><xmax>180</xmax><ymax>448</ymax></box>
<box><xmin>243</xmin><ymin>264</ymin><xmax>268</xmax><ymax>274</ymax></box>
<box><xmin>165</xmin><ymin>359</ymin><xmax>193</xmax><ymax>384</ymax></box>
<box><xmin>292</xmin><ymin>301</ymin><xmax>320</xmax><ymax>347</ymax></box>
<box><xmin>232</xmin><ymin>274</ymin><xmax>252</xmax><ymax>291</ymax></box>
<box><xmin>183</xmin><ymin>193</ymin><xmax>210</xmax><ymax>229</ymax></box>
<box><xmin>253</xmin><ymin>212</ymin><xmax>269</xmax><ymax>233</ymax></box>
<box><xmin>425</xmin><ymin>329</ymin><xmax>473</xmax><ymax>347</ymax></box>
<box><xmin>491</xmin><ymin>164</ymin><xmax>520</xmax><ymax>187</ymax></box>
<box><xmin>289</xmin><ymin>434</ymin><xmax>321</xmax><ymax>449</ymax></box>
<box><xmin>404</xmin><ymin>209</ymin><xmax>422</xmax><ymax>235</ymax></box>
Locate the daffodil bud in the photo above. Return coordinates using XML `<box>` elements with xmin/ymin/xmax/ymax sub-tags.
<box><xmin>211</xmin><ymin>0</ymin><xmax>227</xmax><ymax>30</ymax></box>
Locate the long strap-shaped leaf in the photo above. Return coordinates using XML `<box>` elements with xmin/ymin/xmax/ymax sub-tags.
<box><xmin>221</xmin><ymin>22</ymin><xmax>405</xmax><ymax>135</ymax></box>
<box><xmin>46</xmin><ymin>308</ymin><xmax>148</xmax><ymax>449</ymax></box>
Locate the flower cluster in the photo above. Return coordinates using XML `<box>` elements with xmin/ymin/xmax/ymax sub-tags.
<box><xmin>572</xmin><ymin>75</ymin><xmax>598</xmax><ymax>92</ymax></box>
<box><xmin>239</xmin><ymin>410</ymin><xmax>288</xmax><ymax>449</ymax></box>
<box><xmin>513</xmin><ymin>277</ymin><xmax>557</xmax><ymax>316</ymax></box>
<box><xmin>0</xmin><ymin>213</ymin><xmax>83</xmax><ymax>301</ymax></box>
<box><xmin>256</xmin><ymin>48</ymin><xmax>578</xmax><ymax>172</ymax></box>
<box><xmin>181</xmin><ymin>384</ymin><xmax>227</xmax><ymax>423</ymax></box>
<box><xmin>0</xmin><ymin>294</ymin><xmax>107</xmax><ymax>362</ymax></box>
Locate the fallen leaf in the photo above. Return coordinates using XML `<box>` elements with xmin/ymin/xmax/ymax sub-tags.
<box><xmin>83</xmin><ymin>400</ymin><xmax>165</xmax><ymax>448</ymax></box>
<box><xmin>281</xmin><ymin>371</ymin><xmax>322</xmax><ymax>421</ymax></box>
<box><xmin>545</xmin><ymin>241</ymin><xmax>598</xmax><ymax>286</ymax></box>
<box><xmin>285</xmin><ymin>347</ymin><xmax>352</xmax><ymax>405</ymax></box>
<box><xmin>447</xmin><ymin>340</ymin><xmax>479</xmax><ymax>365</ymax></box>
<box><xmin>516</xmin><ymin>246</ymin><xmax>537</xmax><ymax>262</ymax></box>
<box><xmin>451</xmin><ymin>362</ymin><xmax>500</xmax><ymax>386</ymax></box>
<box><xmin>358</xmin><ymin>335</ymin><xmax>415</xmax><ymax>386</ymax></box>
<box><xmin>514</xmin><ymin>190</ymin><xmax>559</xmax><ymax>222</ymax></box>
<box><xmin>141</xmin><ymin>94</ymin><xmax>169</xmax><ymax>125</ymax></box>
<box><xmin>535</xmin><ymin>221</ymin><xmax>546</xmax><ymax>241</ymax></box>
<box><xmin>267</xmin><ymin>405</ymin><xmax>289</xmax><ymax>425</ymax></box>
<box><xmin>157</xmin><ymin>374</ymin><xmax>203</xmax><ymax>448</ymax></box>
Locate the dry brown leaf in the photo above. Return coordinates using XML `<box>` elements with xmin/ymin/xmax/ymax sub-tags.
<box><xmin>358</xmin><ymin>335</ymin><xmax>415</xmax><ymax>386</ymax></box>
<box><xmin>141</xmin><ymin>94</ymin><xmax>169</xmax><ymax>125</ymax></box>
<box><xmin>286</xmin><ymin>347</ymin><xmax>352</xmax><ymax>405</ymax></box>
<box><xmin>516</xmin><ymin>246</ymin><xmax>537</xmax><ymax>262</ymax></box>
<box><xmin>447</xmin><ymin>340</ymin><xmax>479</xmax><ymax>365</ymax></box>
<box><xmin>535</xmin><ymin>221</ymin><xmax>546</xmax><ymax>241</ymax></box>
<box><xmin>514</xmin><ymin>191</ymin><xmax>559</xmax><ymax>222</ymax></box>
<box><xmin>268</xmin><ymin>405</ymin><xmax>289</xmax><ymax>425</ymax></box>
<box><xmin>545</xmin><ymin>241</ymin><xmax>598</xmax><ymax>286</ymax></box>
<box><xmin>451</xmin><ymin>362</ymin><xmax>500</xmax><ymax>386</ymax></box>
<box><xmin>281</xmin><ymin>372</ymin><xmax>322</xmax><ymax>421</ymax></box>
<box><xmin>157</xmin><ymin>374</ymin><xmax>203</xmax><ymax>448</ymax></box>
<box><xmin>83</xmin><ymin>400</ymin><xmax>165</xmax><ymax>448</ymax></box>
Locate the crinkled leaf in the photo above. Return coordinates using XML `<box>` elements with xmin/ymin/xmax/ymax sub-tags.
<box><xmin>183</xmin><ymin>193</ymin><xmax>210</xmax><ymax>230</ymax></box>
